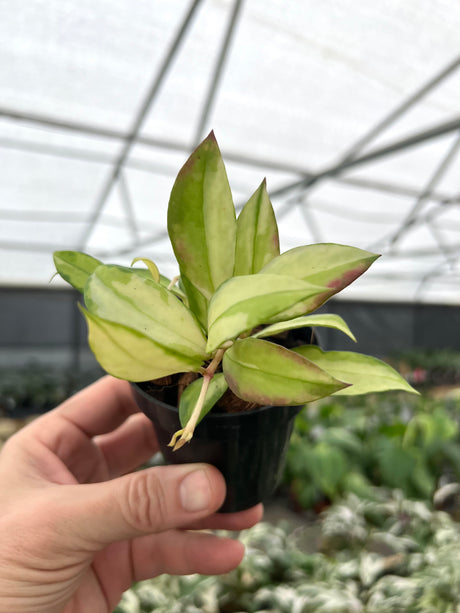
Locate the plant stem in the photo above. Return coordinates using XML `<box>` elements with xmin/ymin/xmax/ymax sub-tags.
<box><xmin>168</xmin><ymin>346</ymin><xmax>227</xmax><ymax>451</ymax></box>
<box><xmin>171</xmin><ymin>375</ymin><xmax>211</xmax><ymax>450</ymax></box>
<box><xmin>167</xmin><ymin>275</ymin><xmax>180</xmax><ymax>291</ymax></box>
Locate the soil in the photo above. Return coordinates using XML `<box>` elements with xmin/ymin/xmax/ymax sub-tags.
<box><xmin>141</xmin><ymin>372</ymin><xmax>259</xmax><ymax>414</ymax></box>
<box><xmin>141</xmin><ymin>327</ymin><xmax>320</xmax><ymax>414</ymax></box>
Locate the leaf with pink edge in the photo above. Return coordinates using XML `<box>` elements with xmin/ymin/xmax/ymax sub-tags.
<box><xmin>234</xmin><ymin>179</ymin><xmax>280</xmax><ymax>275</ymax></box>
<box><xmin>294</xmin><ymin>345</ymin><xmax>418</xmax><ymax>395</ymax></box>
<box><xmin>261</xmin><ymin>243</ymin><xmax>379</xmax><ymax>318</ymax></box>
<box><xmin>167</xmin><ymin>131</ymin><xmax>236</xmax><ymax>326</ymax></box>
<box><xmin>222</xmin><ymin>337</ymin><xmax>348</xmax><ymax>405</ymax></box>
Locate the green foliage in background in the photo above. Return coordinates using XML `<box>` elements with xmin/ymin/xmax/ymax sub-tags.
<box><xmin>284</xmin><ymin>393</ymin><xmax>460</xmax><ymax>508</ymax></box>
<box><xmin>0</xmin><ymin>363</ymin><xmax>101</xmax><ymax>416</ymax></box>
<box><xmin>114</xmin><ymin>489</ymin><xmax>460</xmax><ymax>613</ymax></box>
<box><xmin>390</xmin><ymin>348</ymin><xmax>460</xmax><ymax>386</ymax></box>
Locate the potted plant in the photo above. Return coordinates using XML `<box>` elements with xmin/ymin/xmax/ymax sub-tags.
<box><xmin>53</xmin><ymin>132</ymin><xmax>417</xmax><ymax>511</ymax></box>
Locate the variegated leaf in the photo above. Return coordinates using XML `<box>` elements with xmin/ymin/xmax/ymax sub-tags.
<box><xmin>53</xmin><ymin>250</ymin><xmax>102</xmax><ymax>293</ymax></box>
<box><xmin>262</xmin><ymin>243</ymin><xmax>379</xmax><ymax>318</ymax></box>
<box><xmin>179</xmin><ymin>274</ymin><xmax>209</xmax><ymax>327</ymax></box>
<box><xmin>207</xmin><ymin>274</ymin><xmax>327</xmax><ymax>353</ymax></box>
<box><xmin>167</xmin><ymin>131</ymin><xmax>236</xmax><ymax>325</ymax></box>
<box><xmin>80</xmin><ymin>307</ymin><xmax>203</xmax><ymax>381</ymax></box>
<box><xmin>223</xmin><ymin>338</ymin><xmax>348</xmax><ymax>405</ymax></box>
<box><xmin>84</xmin><ymin>264</ymin><xmax>208</xmax><ymax>361</ymax></box>
<box><xmin>234</xmin><ymin>179</ymin><xmax>279</xmax><ymax>275</ymax></box>
<box><xmin>294</xmin><ymin>345</ymin><xmax>418</xmax><ymax>395</ymax></box>
<box><xmin>252</xmin><ymin>314</ymin><xmax>356</xmax><ymax>342</ymax></box>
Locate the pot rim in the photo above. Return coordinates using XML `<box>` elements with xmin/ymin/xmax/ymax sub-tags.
<box><xmin>131</xmin><ymin>381</ymin><xmax>301</xmax><ymax>421</ymax></box>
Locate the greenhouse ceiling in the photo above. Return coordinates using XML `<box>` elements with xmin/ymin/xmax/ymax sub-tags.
<box><xmin>1</xmin><ymin>0</ymin><xmax>460</xmax><ymax>304</ymax></box>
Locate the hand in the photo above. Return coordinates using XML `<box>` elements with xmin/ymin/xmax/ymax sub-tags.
<box><xmin>0</xmin><ymin>376</ymin><xmax>262</xmax><ymax>613</ymax></box>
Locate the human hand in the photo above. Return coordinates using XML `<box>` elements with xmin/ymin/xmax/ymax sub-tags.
<box><xmin>0</xmin><ymin>376</ymin><xmax>263</xmax><ymax>613</ymax></box>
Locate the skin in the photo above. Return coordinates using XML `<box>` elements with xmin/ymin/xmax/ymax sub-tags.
<box><xmin>0</xmin><ymin>376</ymin><xmax>263</xmax><ymax>613</ymax></box>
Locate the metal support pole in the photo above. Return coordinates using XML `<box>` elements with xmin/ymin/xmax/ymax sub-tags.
<box><xmin>271</xmin><ymin>114</ymin><xmax>460</xmax><ymax>199</ymax></box>
<box><xmin>118</xmin><ymin>171</ymin><xmax>140</xmax><ymax>243</ymax></box>
<box><xmin>78</xmin><ymin>0</ymin><xmax>203</xmax><ymax>250</ymax></box>
<box><xmin>339</xmin><ymin>54</ymin><xmax>460</xmax><ymax>164</ymax></box>
<box><xmin>384</xmin><ymin>130</ymin><xmax>460</xmax><ymax>249</ymax></box>
<box><xmin>194</xmin><ymin>0</ymin><xmax>244</xmax><ymax>144</ymax></box>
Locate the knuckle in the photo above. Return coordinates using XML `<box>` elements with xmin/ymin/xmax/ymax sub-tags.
<box><xmin>122</xmin><ymin>471</ymin><xmax>169</xmax><ymax>533</ymax></box>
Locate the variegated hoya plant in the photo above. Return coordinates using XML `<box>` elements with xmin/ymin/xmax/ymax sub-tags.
<box><xmin>54</xmin><ymin>132</ymin><xmax>416</xmax><ymax>450</ymax></box>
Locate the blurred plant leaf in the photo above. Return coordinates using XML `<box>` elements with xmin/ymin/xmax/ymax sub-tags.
<box><xmin>377</xmin><ymin>440</ymin><xmax>434</xmax><ymax>498</ymax></box>
<box><xmin>320</xmin><ymin>427</ymin><xmax>364</xmax><ymax>458</ymax></box>
<box><xmin>341</xmin><ymin>471</ymin><xmax>376</xmax><ymax>500</ymax></box>
<box><xmin>376</xmin><ymin>439</ymin><xmax>418</xmax><ymax>493</ymax></box>
<box><xmin>404</xmin><ymin>408</ymin><xmax>458</xmax><ymax>449</ymax></box>
<box><xmin>308</xmin><ymin>442</ymin><xmax>349</xmax><ymax>499</ymax></box>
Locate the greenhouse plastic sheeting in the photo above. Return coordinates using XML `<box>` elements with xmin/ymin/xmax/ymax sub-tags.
<box><xmin>1</xmin><ymin>1</ymin><xmax>460</xmax><ymax>304</ymax></box>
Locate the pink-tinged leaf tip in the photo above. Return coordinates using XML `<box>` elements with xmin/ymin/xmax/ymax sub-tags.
<box><xmin>327</xmin><ymin>256</ymin><xmax>380</xmax><ymax>291</ymax></box>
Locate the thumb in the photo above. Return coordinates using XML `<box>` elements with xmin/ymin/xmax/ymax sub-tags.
<box><xmin>59</xmin><ymin>464</ymin><xmax>226</xmax><ymax>547</ymax></box>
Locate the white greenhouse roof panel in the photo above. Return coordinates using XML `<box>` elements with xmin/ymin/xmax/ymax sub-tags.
<box><xmin>0</xmin><ymin>1</ymin><xmax>459</xmax><ymax>303</ymax></box>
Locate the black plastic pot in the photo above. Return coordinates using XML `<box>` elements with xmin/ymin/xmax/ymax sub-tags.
<box><xmin>131</xmin><ymin>381</ymin><xmax>301</xmax><ymax>513</ymax></box>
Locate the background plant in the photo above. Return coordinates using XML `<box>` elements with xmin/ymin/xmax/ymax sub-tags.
<box><xmin>390</xmin><ymin>348</ymin><xmax>460</xmax><ymax>386</ymax></box>
<box><xmin>114</xmin><ymin>489</ymin><xmax>460</xmax><ymax>613</ymax></box>
<box><xmin>284</xmin><ymin>392</ymin><xmax>460</xmax><ymax>508</ymax></box>
<box><xmin>0</xmin><ymin>363</ymin><xmax>101</xmax><ymax>417</ymax></box>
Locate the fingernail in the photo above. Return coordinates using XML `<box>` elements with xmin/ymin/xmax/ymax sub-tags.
<box><xmin>180</xmin><ymin>469</ymin><xmax>212</xmax><ymax>512</ymax></box>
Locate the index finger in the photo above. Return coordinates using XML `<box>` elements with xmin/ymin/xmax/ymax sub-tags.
<box><xmin>186</xmin><ymin>503</ymin><xmax>264</xmax><ymax>531</ymax></box>
<box><xmin>49</xmin><ymin>375</ymin><xmax>141</xmax><ymax>437</ymax></box>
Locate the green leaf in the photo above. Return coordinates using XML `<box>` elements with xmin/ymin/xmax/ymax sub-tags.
<box><xmin>167</xmin><ymin>132</ymin><xmax>236</xmax><ymax>324</ymax></box>
<box><xmin>234</xmin><ymin>179</ymin><xmax>279</xmax><ymax>275</ymax></box>
<box><xmin>84</xmin><ymin>264</ymin><xmax>208</xmax><ymax>362</ymax></box>
<box><xmin>261</xmin><ymin>244</ymin><xmax>379</xmax><ymax>317</ymax></box>
<box><xmin>294</xmin><ymin>345</ymin><xmax>419</xmax><ymax>395</ymax></box>
<box><xmin>222</xmin><ymin>338</ymin><xmax>348</xmax><ymax>405</ymax></box>
<box><xmin>130</xmin><ymin>257</ymin><xmax>160</xmax><ymax>282</ymax></box>
<box><xmin>125</xmin><ymin>266</ymin><xmax>189</xmax><ymax>300</ymax></box>
<box><xmin>179</xmin><ymin>373</ymin><xmax>228</xmax><ymax>428</ymax></box>
<box><xmin>308</xmin><ymin>442</ymin><xmax>348</xmax><ymax>499</ymax></box>
<box><xmin>252</xmin><ymin>314</ymin><xmax>357</xmax><ymax>342</ymax></box>
<box><xmin>53</xmin><ymin>250</ymin><xmax>102</xmax><ymax>293</ymax></box>
<box><xmin>207</xmin><ymin>274</ymin><xmax>328</xmax><ymax>353</ymax></box>
<box><xmin>341</xmin><ymin>472</ymin><xmax>375</xmax><ymax>500</ymax></box>
<box><xmin>376</xmin><ymin>440</ymin><xmax>420</xmax><ymax>494</ymax></box>
<box><xmin>179</xmin><ymin>274</ymin><xmax>209</xmax><ymax>327</ymax></box>
<box><xmin>80</xmin><ymin>307</ymin><xmax>203</xmax><ymax>381</ymax></box>
<box><xmin>404</xmin><ymin>409</ymin><xmax>458</xmax><ymax>448</ymax></box>
<box><xmin>320</xmin><ymin>427</ymin><xmax>364</xmax><ymax>458</ymax></box>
